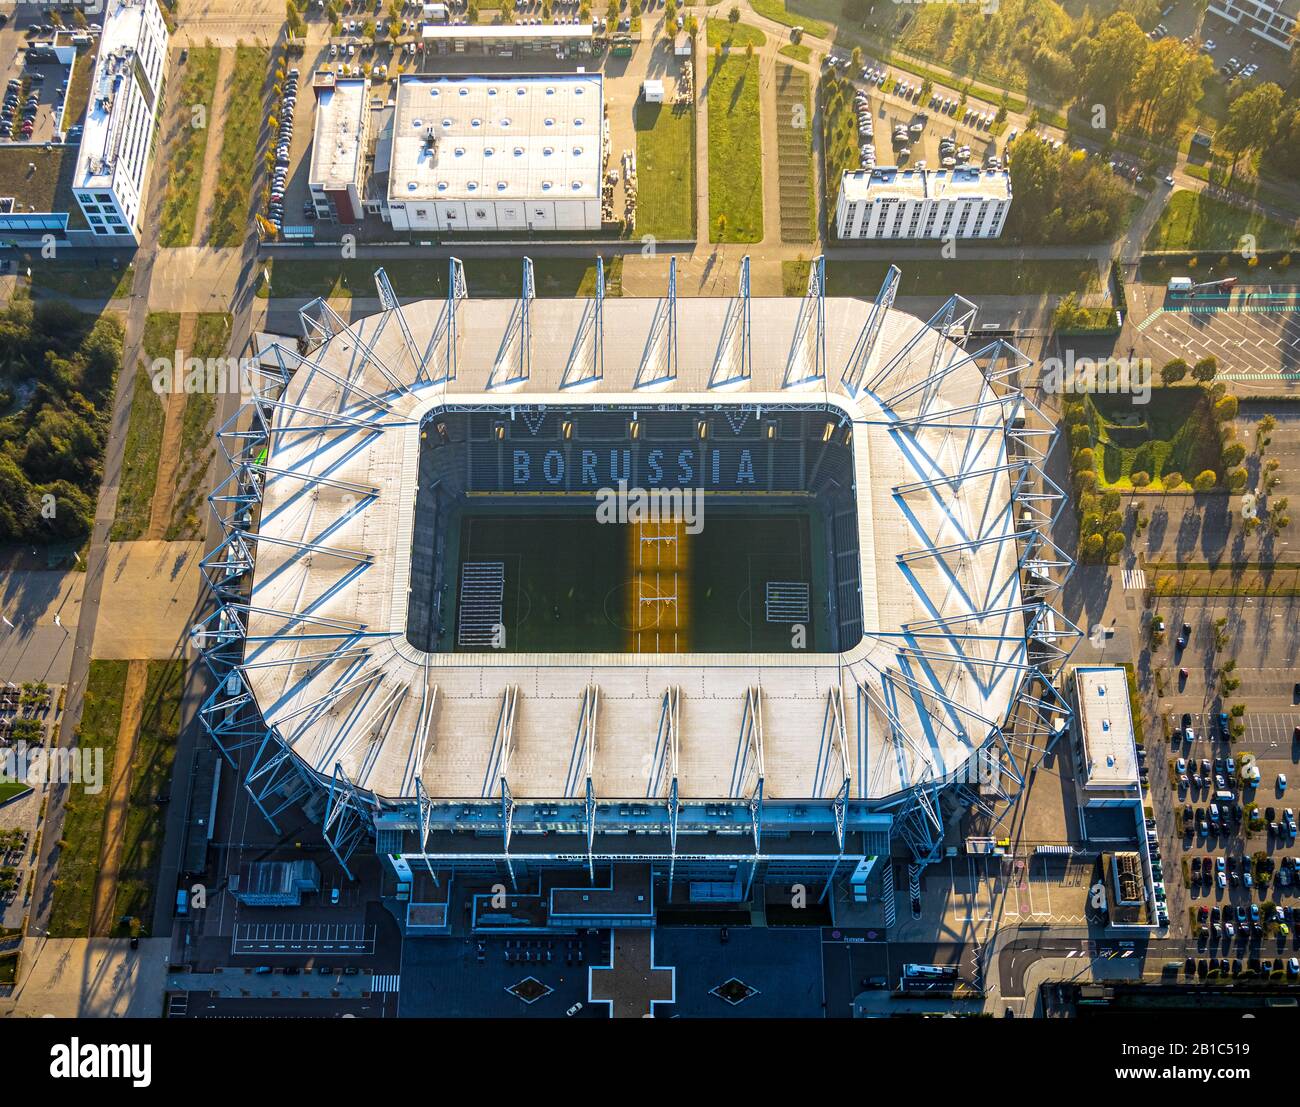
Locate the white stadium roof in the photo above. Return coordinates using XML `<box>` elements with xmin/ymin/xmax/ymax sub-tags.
<box><xmin>229</xmin><ymin>272</ymin><xmax>1070</xmax><ymax>809</ymax></box>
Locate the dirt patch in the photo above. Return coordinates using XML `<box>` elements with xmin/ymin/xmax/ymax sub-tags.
<box><xmin>88</xmin><ymin>660</ymin><xmax>147</xmax><ymax>938</ymax></box>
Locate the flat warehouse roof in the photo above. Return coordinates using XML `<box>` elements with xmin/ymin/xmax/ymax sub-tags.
<box><xmin>389</xmin><ymin>74</ymin><xmax>602</xmax><ymax>203</ymax></box>
<box><xmin>1074</xmin><ymin>666</ymin><xmax>1138</xmax><ymax>790</ymax></box>
<box><xmin>309</xmin><ymin>77</ymin><xmax>368</xmax><ymax>189</ymax></box>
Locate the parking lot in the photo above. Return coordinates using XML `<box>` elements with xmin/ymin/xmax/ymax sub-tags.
<box><xmin>232</xmin><ymin>922</ymin><xmax>376</xmax><ymax>956</ymax></box>
<box><xmin>847</xmin><ymin>62</ymin><xmax>1003</xmax><ymax>174</ymax></box>
<box><xmin>1129</xmin><ymin>286</ymin><xmax>1300</xmax><ymax>381</ymax></box>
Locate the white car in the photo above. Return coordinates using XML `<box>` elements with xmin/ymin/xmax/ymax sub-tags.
<box><xmin>566</xmin><ymin>1002</ymin><xmax>583</xmax><ymax>1016</ymax></box>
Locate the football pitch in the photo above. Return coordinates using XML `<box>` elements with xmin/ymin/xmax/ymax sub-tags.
<box><xmin>445</xmin><ymin>504</ymin><xmax>829</xmax><ymax>654</ymax></box>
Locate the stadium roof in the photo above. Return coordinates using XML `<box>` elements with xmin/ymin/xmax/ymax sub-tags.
<box><xmin>231</xmin><ymin>274</ymin><xmax>1068</xmax><ymax>812</ymax></box>
<box><xmin>388</xmin><ymin>74</ymin><xmax>602</xmax><ymax>204</ymax></box>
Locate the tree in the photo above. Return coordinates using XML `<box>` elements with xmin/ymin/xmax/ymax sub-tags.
<box><xmin>1161</xmin><ymin>357</ymin><xmax>1188</xmax><ymax>385</ymax></box>
<box><xmin>1193</xmin><ymin>469</ymin><xmax>1218</xmax><ymax>492</ymax></box>
<box><xmin>1256</xmin><ymin>413</ymin><xmax>1276</xmax><ymax>452</ymax></box>
<box><xmin>1216</xmin><ymin>81</ymin><xmax>1285</xmax><ymax>177</ymax></box>
<box><xmin>851</xmin><ymin>46</ymin><xmax>863</xmax><ymax>70</ymax></box>
<box><xmin>1214</xmin><ymin>394</ymin><xmax>1239</xmax><ymax>421</ymax></box>
<box><xmin>1163</xmin><ymin>471</ymin><xmax>1183</xmax><ymax>491</ymax></box>
<box><xmin>1131</xmin><ymin>470</ymin><xmax>1151</xmax><ymax>488</ymax></box>
<box><xmin>728</xmin><ymin>3</ymin><xmax>739</xmax><ymax>22</ymax></box>
<box><xmin>1192</xmin><ymin>355</ymin><xmax>1218</xmax><ymax>382</ymax></box>
<box><xmin>1077</xmin><ymin>11</ymin><xmax>1149</xmax><ymax>123</ymax></box>
<box><xmin>1223</xmin><ymin>441</ymin><xmax>1246</xmax><ymax>468</ymax></box>
<box><xmin>1082</xmin><ymin>532</ymin><xmax>1105</xmax><ymax>559</ymax></box>
<box><xmin>1228</xmin><ymin>467</ymin><xmax>1248</xmax><ymax>492</ymax></box>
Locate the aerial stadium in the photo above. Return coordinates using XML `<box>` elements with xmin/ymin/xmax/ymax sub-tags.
<box><xmin>196</xmin><ymin>257</ymin><xmax>1079</xmax><ymax>924</ymax></box>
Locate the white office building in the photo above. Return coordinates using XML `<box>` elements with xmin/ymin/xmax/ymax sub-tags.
<box><xmin>384</xmin><ymin>73</ymin><xmax>603</xmax><ymax>234</ymax></box>
<box><xmin>835</xmin><ymin>166</ymin><xmax>1011</xmax><ymax>240</ymax></box>
<box><xmin>71</xmin><ymin>0</ymin><xmax>169</xmax><ymax>243</ymax></box>
<box><xmin>308</xmin><ymin>74</ymin><xmax>370</xmax><ymax>225</ymax></box>
<box><xmin>1206</xmin><ymin>0</ymin><xmax>1297</xmax><ymax>50</ymax></box>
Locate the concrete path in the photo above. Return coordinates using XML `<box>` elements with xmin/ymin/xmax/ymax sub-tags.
<box><xmin>0</xmin><ymin>938</ymin><xmax>169</xmax><ymax>1017</ymax></box>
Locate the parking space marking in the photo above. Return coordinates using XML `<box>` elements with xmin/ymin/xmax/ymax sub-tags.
<box><xmin>232</xmin><ymin>922</ymin><xmax>376</xmax><ymax>956</ymax></box>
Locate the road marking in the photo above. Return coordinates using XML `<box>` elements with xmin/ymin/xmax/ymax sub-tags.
<box><xmin>1122</xmin><ymin>568</ymin><xmax>1147</xmax><ymax>590</ymax></box>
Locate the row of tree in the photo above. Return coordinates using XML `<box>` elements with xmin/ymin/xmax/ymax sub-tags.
<box><xmin>1007</xmin><ymin>134</ymin><xmax>1131</xmax><ymax>244</ymax></box>
<box><xmin>0</xmin><ymin>301</ymin><xmax>122</xmax><ymax>545</ymax></box>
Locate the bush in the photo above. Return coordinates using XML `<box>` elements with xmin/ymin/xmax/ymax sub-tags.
<box><xmin>1193</xmin><ymin>469</ymin><xmax>1218</xmax><ymax>492</ymax></box>
<box><xmin>1161</xmin><ymin>358</ymin><xmax>1188</xmax><ymax>385</ymax></box>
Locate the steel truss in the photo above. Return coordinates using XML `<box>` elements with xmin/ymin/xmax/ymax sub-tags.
<box><xmin>489</xmin><ymin>257</ymin><xmax>535</xmax><ymax>389</ymax></box>
<box><xmin>561</xmin><ymin>256</ymin><xmax>605</xmax><ymax>389</ymax></box>
<box><xmin>785</xmin><ymin>254</ymin><xmax>826</xmax><ymax>388</ymax></box>
<box><xmin>841</xmin><ymin>303</ymin><xmax>1081</xmax><ymax>868</ymax></box>
<box><xmin>635</xmin><ymin>256</ymin><xmax>678</xmax><ymax>388</ymax></box>
<box><xmin>709</xmin><ymin>255</ymin><xmax>752</xmax><ymax>388</ymax></box>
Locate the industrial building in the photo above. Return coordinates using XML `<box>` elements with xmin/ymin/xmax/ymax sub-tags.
<box><xmin>70</xmin><ymin>0</ymin><xmax>169</xmax><ymax>243</ymax></box>
<box><xmin>197</xmin><ymin>257</ymin><xmax>1077</xmax><ymax>928</ymax></box>
<box><xmin>1072</xmin><ymin>665</ymin><xmax>1141</xmax><ymax>809</ymax></box>
<box><xmin>308</xmin><ymin>73</ymin><xmax>371</xmax><ymax>225</ymax></box>
<box><xmin>834</xmin><ymin>166</ymin><xmax>1012</xmax><ymax>240</ymax></box>
<box><xmin>382</xmin><ymin>73</ymin><xmax>604</xmax><ymax>233</ymax></box>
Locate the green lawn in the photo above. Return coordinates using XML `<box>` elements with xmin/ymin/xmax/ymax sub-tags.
<box><xmin>112</xmin><ymin>660</ymin><xmax>184</xmax><ymax>930</ymax></box>
<box><xmin>749</xmin><ymin>0</ymin><xmax>830</xmax><ymax>38</ymax></box>
<box><xmin>259</xmin><ymin>256</ymin><xmax>624</xmax><ymax>300</ymax></box>
<box><xmin>0</xmin><ymin>782</ymin><xmax>31</xmax><ymax>805</ymax></box>
<box><xmin>707</xmin><ymin>54</ymin><xmax>764</xmax><ymax>243</ymax></box>
<box><xmin>778</xmin><ymin>42</ymin><xmax>811</xmax><ymax>63</ymax></box>
<box><xmin>783</xmin><ymin>258</ymin><xmax>1100</xmax><ymax>297</ymax></box>
<box><xmin>633</xmin><ymin>102</ymin><xmax>696</xmax><ymax>241</ymax></box>
<box><xmin>1088</xmin><ymin>388</ymin><xmax>1225</xmax><ymax>492</ymax></box>
<box><xmin>1145</xmin><ymin>189</ymin><xmax>1299</xmax><ymax>253</ymax></box>
<box><xmin>47</xmin><ymin>660</ymin><xmax>128</xmax><ymax>938</ymax></box>
<box><xmin>207</xmin><ymin>44</ymin><xmax>270</xmax><ymax>247</ymax></box>
<box><xmin>706</xmin><ymin>17</ymin><xmax>766</xmax><ymax>48</ymax></box>
<box><xmin>167</xmin><ymin>313</ymin><xmax>231</xmax><ymax>541</ymax></box>
<box><xmin>110</xmin><ymin>313</ymin><xmax>178</xmax><ymax>542</ymax></box>
<box><xmin>159</xmin><ymin>47</ymin><xmax>220</xmax><ymax>247</ymax></box>
<box><xmin>28</xmin><ymin>262</ymin><xmax>133</xmax><ymax>299</ymax></box>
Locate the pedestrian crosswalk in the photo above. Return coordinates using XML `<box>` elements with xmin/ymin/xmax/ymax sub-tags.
<box><xmin>1122</xmin><ymin>568</ymin><xmax>1147</xmax><ymax>590</ymax></box>
<box><xmin>370</xmin><ymin>975</ymin><xmax>400</xmax><ymax>993</ymax></box>
<box><xmin>882</xmin><ymin>863</ymin><xmax>895</xmax><ymax>930</ymax></box>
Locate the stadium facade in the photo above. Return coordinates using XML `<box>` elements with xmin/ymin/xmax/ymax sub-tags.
<box><xmin>196</xmin><ymin>257</ymin><xmax>1078</xmax><ymax>919</ymax></box>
